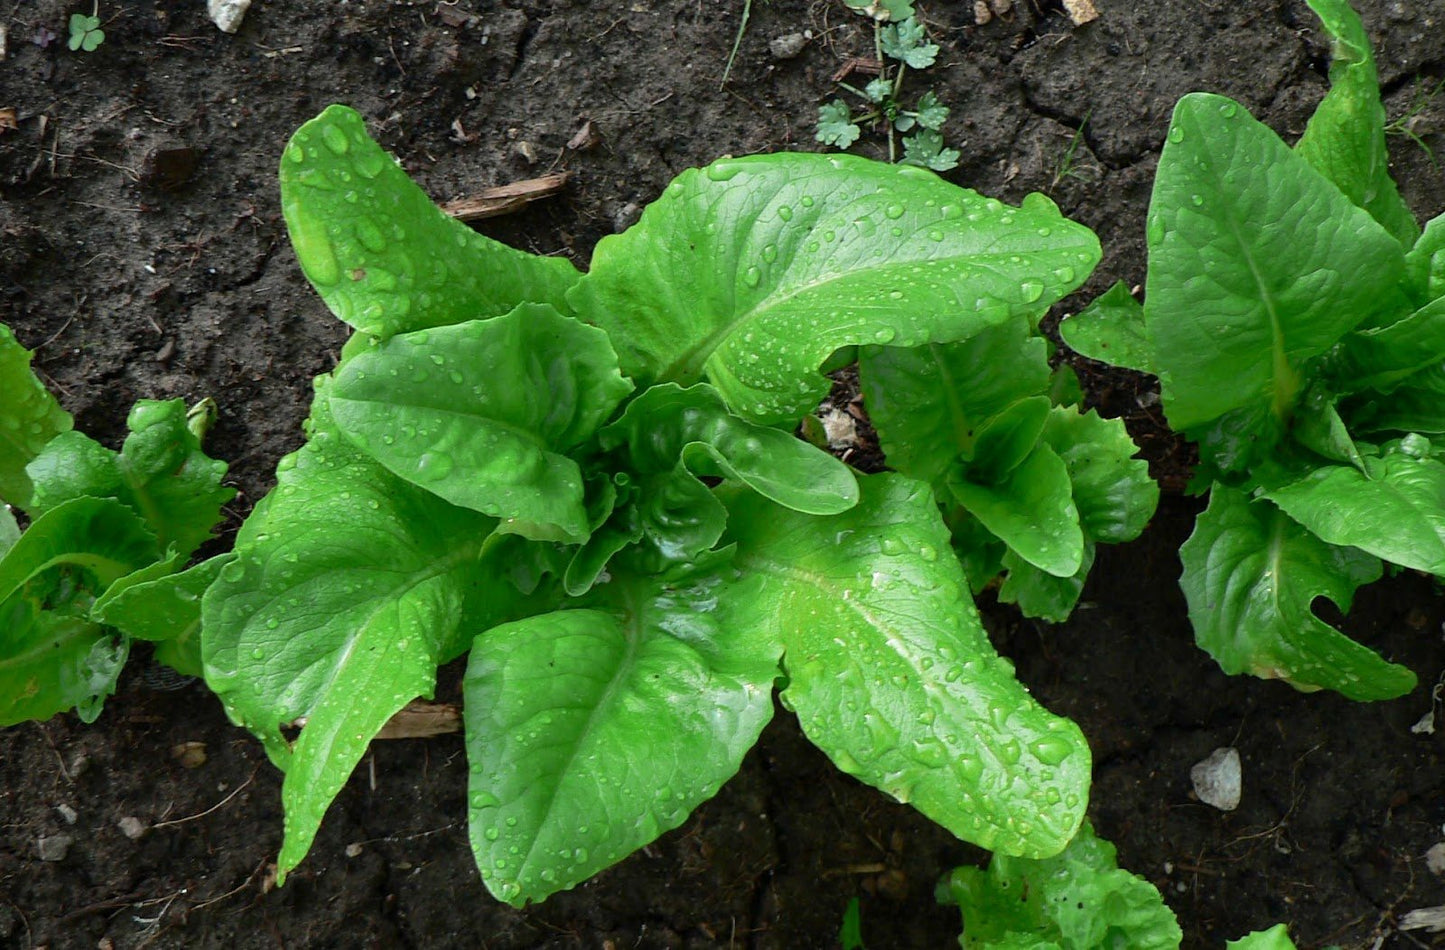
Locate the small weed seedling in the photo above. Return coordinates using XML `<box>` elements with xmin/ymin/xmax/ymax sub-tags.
<box><xmin>67</xmin><ymin>3</ymin><xmax>104</xmax><ymax>52</ymax></box>
<box><xmin>816</xmin><ymin>3</ymin><xmax>961</xmax><ymax>170</ymax></box>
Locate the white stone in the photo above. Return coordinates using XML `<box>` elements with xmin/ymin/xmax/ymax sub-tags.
<box><xmin>208</xmin><ymin>0</ymin><xmax>253</xmax><ymax>34</ymax></box>
<box><xmin>1190</xmin><ymin>746</ymin><xmax>1241</xmax><ymax>811</ymax></box>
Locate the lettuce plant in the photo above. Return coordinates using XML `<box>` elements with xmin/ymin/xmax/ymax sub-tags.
<box><xmin>201</xmin><ymin>104</ymin><xmax>1108</xmax><ymax>905</ymax></box>
<box><xmin>938</xmin><ymin>821</ymin><xmax>1183</xmax><ymax>949</ymax></box>
<box><xmin>1062</xmin><ymin>0</ymin><xmax>1441</xmax><ymax>700</ymax></box>
<box><xmin>0</xmin><ymin>324</ymin><xmax>234</xmax><ymax>723</ymax></box>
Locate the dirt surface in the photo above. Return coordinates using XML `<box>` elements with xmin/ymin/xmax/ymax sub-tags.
<box><xmin>3</xmin><ymin>0</ymin><xmax>1445</xmax><ymax>947</ymax></box>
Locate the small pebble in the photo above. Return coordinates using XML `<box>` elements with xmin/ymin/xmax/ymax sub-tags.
<box><xmin>1190</xmin><ymin>746</ymin><xmax>1242</xmax><ymax>811</ymax></box>
<box><xmin>345</xmin><ymin>842</ymin><xmax>365</xmax><ymax>858</ymax></box>
<box><xmin>56</xmin><ymin>803</ymin><xmax>78</xmax><ymax>824</ymax></box>
<box><xmin>118</xmin><ymin>816</ymin><xmax>148</xmax><ymax>841</ymax></box>
<box><xmin>1427</xmin><ymin>842</ymin><xmax>1445</xmax><ymax>875</ymax></box>
<box><xmin>769</xmin><ymin>33</ymin><xmax>807</xmax><ymax>60</ymax></box>
<box><xmin>37</xmin><ymin>833</ymin><xmax>74</xmax><ymax>862</ymax></box>
<box><xmin>612</xmin><ymin>201</ymin><xmax>642</xmax><ymax>233</ymax></box>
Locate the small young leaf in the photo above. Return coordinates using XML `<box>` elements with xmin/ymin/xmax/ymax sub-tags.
<box><xmin>948</xmin><ymin>442</ymin><xmax>1084</xmax><ymax>579</ymax></box>
<box><xmin>881</xmin><ymin>18</ymin><xmax>939</xmax><ymax>69</ymax></box>
<box><xmin>939</xmin><ymin>821</ymin><xmax>1183</xmax><ymax>950</ymax></box>
<box><xmin>599</xmin><ymin>383</ymin><xmax>858</xmax><ymax>516</ymax></box>
<box><xmin>901</xmin><ymin>130</ymin><xmax>961</xmax><ymax>171</ymax></box>
<box><xmin>1059</xmin><ymin>281</ymin><xmax>1153</xmax><ymax>375</ymax></box>
<box><xmin>1180</xmin><ymin>485</ymin><xmax>1414</xmax><ymax>700</ymax></box>
<box><xmin>843</xmin><ymin>0</ymin><xmax>915</xmax><ymax>21</ymax></box>
<box><xmin>0</xmin><ymin>497</ymin><xmax>158</xmax><ymax>725</ymax></box>
<box><xmin>0</xmin><ymin>323</ymin><xmax>74</xmax><ymax>509</ymax></box>
<box><xmin>1405</xmin><ymin>212</ymin><xmax>1445</xmax><ymax>304</ymax></box>
<box><xmin>913</xmin><ymin>90</ymin><xmax>950</xmax><ymax>131</ymax></box>
<box><xmin>1040</xmin><ymin>407</ymin><xmax>1158</xmax><ymax>545</ymax></box>
<box><xmin>1226</xmin><ymin>924</ymin><xmax>1301</xmax><ymax>950</ymax></box>
<box><xmin>863</xmin><ymin>77</ymin><xmax>894</xmax><ymax>104</ymax></box>
<box><xmin>817</xmin><ymin>100</ymin><xmax>862</xmax><ymax>149</ymax></box>
<box><xmin>859</xmin><ymin>322</ymin><xmax>1054</xmax><ymax>488</ymax></box>
<box><xmin>1345</xmin><ymin>363</ymin><xmax>1445</xmax><ymax>435</ymax></box>
<box><xmin>92</xmin><ymin>555</ymin><xmax>233</xmax><ymax>678</ymax></box>
<box><xmin>329</xmin><ymin>306</ymin><xmax>633</xmax><ymax>542</ymax></box>
<box><xmin>725</xmin><ymin>474</ymin><xmax>1090</xmax><ymax>859</ymax></box>
<box><xmin>1330</xmin><ymin>295</ymin><xmax>1445</xmax><ymax>394</ymax></box>
<box><xmin>279</xmin><ymin>105</ymin><xmax>580</xmax><ymax>340</ymax></box>
<box><xmin>27</xmin><ymin>399</ymin><xmax>233</xmax><ymax>557</ymax></box>
<box><xmin>570</xmin><ymin>152</ymin><xmax>1100</xmax><ymax>424</ymax></box>
<box><xmin>464</xmin><ymin>569</ymin><xmax>780</xmax><ymax>906</ymax></box>
<box><xmin>1259</xmin><ymin>441</ymin><xmax>1445</xmax><ymax>575</ymax></box>
<box><xmin>1295</xmin><ymin>0</ymin><xmax>1418</xmax><ymax>246</ymax></box>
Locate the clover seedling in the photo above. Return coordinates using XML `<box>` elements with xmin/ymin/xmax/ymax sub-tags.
<box><xmin>817</xmin><ymin>6</ymin><xmax>960</xmax><ymax>170</ymax></box>
<box><xmin>67</xmin><ymin>5</ymin><xmax>104</xmax><ymax>52</ymax></box>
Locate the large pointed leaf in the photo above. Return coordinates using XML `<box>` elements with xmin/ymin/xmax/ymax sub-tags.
<box><xmin>202</xmin><ymin>386</ymin><xmax>534</xmax><ymax>882</ymax></box>
<box><xmin>1145</xmin><ymin>94</ymin><xmax>1406</xmax><ymax>443</ymax></box>
<box><xmin>571</xmin><ymin>153</ymin><xmax>1098</xmax><ymax>424</ymax></box>
<box><xmin>599</xmin><ymin>383</ymin><xmax>857</xmax><ymax>515</ymax></box>
<box><xmin>280</xmin><ymin>106</ymin><xmax>580</xmax><ymax>339</ymax></box>
<box><xmin>1180</xmin><ymin>485</ymin><xmax>1413</xmax><ymax>700</ymax></box>
<box><xmin>27</xmin><ymin>399</ymin><xmax>233</xmax><ymax>557</ymax></box>
<box><xmin>0</xmin><ymin>323</ymin><xmax>73</xmax><ymax>509</ymax></box>
<box><xmin>859</xmin><ymin>322</ymin><xmax>1050</xmax><ymax>487</ymax></box>
<box><xmin>464</xmin><ymin>569</ymin><xmax>780</xmax><ymax>905</ymax></box>
<box><xmin>948</xmin><ymin>444</ymin><xmax>1084</xmax><ymax>579</ymax></box>
<box><xmin>1259</xmin><ymin>441</ymin><xmax>1445</xmax><ymax>575</ymax></box>
<box><xmin>329</xmin><ymin>306</ymin><xmax>633</xmax><ymax>542</ymax></box>
<box><xmin>724</xmin><ymin>474</ymin><xmax>1090</xmax><ymax>858</ymax></box>
<box><xmin>1295</xmin><ymin>0</ymin><xmax>1418</xmax><ymax>247</ymax></box>
<box><xmin>1058</xmin><ymin>281</ymin><xmax>1153</xmax><ymax>375</ymax></box>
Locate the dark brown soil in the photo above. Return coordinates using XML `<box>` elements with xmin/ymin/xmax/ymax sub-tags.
<box><xmin>3</xmin><ymin>1</ymin><xmax>1445</xmax><ymax>947</ymax></box>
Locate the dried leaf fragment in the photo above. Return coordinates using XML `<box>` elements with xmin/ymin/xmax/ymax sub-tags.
<box><xmin>1063</xmin><ymin>0</ymin><xmax>1099</xmax><ymax>25</ymax></box>
<box><xmin>441</xmin><ymin>172</ymin><xmax>570</xmax><ymax>222</ymax></box>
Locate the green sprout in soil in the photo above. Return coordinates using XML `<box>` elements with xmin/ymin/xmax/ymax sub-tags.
<box><xmin>67</xmin><ymin>3</ymin><xmax>104</xmax><ymax>52</ymax></box>
<box><xmin>1385</xmin><ymin>75</ymin><xmax>1444</xmax><ymax>167</ymax></box>
<box><xmin>816</xmin><ymin>4</ymin><xmax>960</xmax><ymax>171</ymax></box>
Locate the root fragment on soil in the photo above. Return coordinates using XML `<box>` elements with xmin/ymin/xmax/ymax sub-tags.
<box><xmin>440</xmin><ymin>173</ymin><xmax>570</xmax><ymax>221</ymax></box>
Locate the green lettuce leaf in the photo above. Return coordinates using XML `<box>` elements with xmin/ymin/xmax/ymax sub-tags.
<box><xmin>571</xmin><ymin>153</ymin><xmax>1098</xmax><ymax>424</ymax></box>
<box><xmin>202</xmin><ymin>383</ymin><xmax>540</xmax><ymax>883</ymax></box>
<box><xmin>724</xmin><ymin>473</ymin><xmax>1090</xmax><ymax>859</ymax></box>
<box><xmin>599</xmin><ymin>382</ymin><xmax>858</xmax><ymax>515</ymax></box>
<box><xmin>998</xmin><ymin>543</ymin><xmax>1096</xmax><ymax>625</ymax></box>
<box><xmin>948</xmin><ymin>442</ymin><xmax>1084</xmax><ymax>579</ymax></box>
<box><xmin>1405</xmin><ymin>212</ymin><xmax>1445</xmax><ymax>304</ymax></box>
<box><xmin>1041</xmin><ymin>408</ymin><xmax>1157</xmax><ymax>545</ymax></box>
<box><xmin>1145</xmin><ymin>93</ymin><xmax>1407</xmax><ymax>459</ymax></box>
<box><xmin>1058</xmin><ymin>282</ymin><xmax>1153</xmax><ymax>376</ymax></box>
<box><xmin>92</xmin><ymin>554</ymin><xmax>232</xmax><ymax>678</ymax></box>
<box><xmin>1295</xmin><ymin>0</ymin><xmax>1418</xmax><ymax>246</ymax></box>
<box><xmin>279</xmin><ymin>105</ymin><xmax>580</xmax><ymax>339</ymax></box>
<box><xmin>329</xmin><ymin>306</ymin><xmax>633</xmax><ymax>542</ymax></box>
<box><xmin>1179</xmin><ymin>484</ymin><xmax>1414</xmax><ymax>700</ymax></box>
<box><xmin>0</xmin><ymin>323</ymin><xmax>74</xmax><ymax>509</ymax></box>
<box><xmin>1259</xmin><ymin>438</ymin><xmax>1445</xmax><ymax>575</ymax></box>
<box><xmin>464</xmin><ymin>565</ymin><xmax>780</xmax><ymax>905</ymax></box>
<box><xmin>939</xmin><ymin>821</ymin><xmax>1182</xmax><ymax>950</ymax></box>
<box><xmin>0</xmin><ymin>496</ymin><xmax>158</xmax><ymax>724</ymax></box>
<box><xmin>859</xmin><ymin>324</ymin><xmax>1051</xmax><ymax>488</ymax></box>
<box><xmin>27</xmin><ymin>399</ymin><xmax>233</xmax><ymax>557</ymax></box>
<box><xmin>1226</xmin><ymin>924</ymin><xmax>1303</xmax><ymax>949</ymax></box>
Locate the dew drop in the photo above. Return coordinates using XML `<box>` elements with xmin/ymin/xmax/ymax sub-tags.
<box><xmin>742</xmin><ymin>266</ymin><xmax>762</xmax><ymax>288</ymax></box>
<box><xmin>761</xmin><ymin>244</ymin><xmax>778</xmax><ymax>263</ymax></box>
<box><xmin>778</xmin><ymin>205</ymin><xmax>793</xmax><ymax>221</ymax></box>
<box><xmin>1220</xmin><ymin>101</ymin><xmax>1238</xmax><ymax>118</ymax></box>
<box><xmin>1190</xmin><ymin>194</ymin><xmax>1204</xmax><ymax>207</ymax></box>
<box><xmin>417</xmin><ymin>451</ymin><xmax>454</xmax><ymax>480</ymax></box>
<box><xmin>873</xmin><ymin>328</ymin><xmax>896</xmax><ymax>344</ymax></box>
<box><xmin>321</xmin><ymin>123</ymin><xmax>351</xmax><ymax>155</ymax></box>
<box><xmin>1029</xmin><ymin>734</ymin><xmax>1074</xmax><ymax>766</ymax></box>
<box><xmin>1167</xmin><ymin>124</ymin><xmax>1184</xmax><ymax>144</ymax></box>
<box><xmin>800</xmin><ymin>195</ymin><xmax>815</xmax><ymax>208</ymax></box>
<box><xmin>884</xmin><ymin>203</ymin><xmax>905</xmax><ymax>220</ymax></box>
